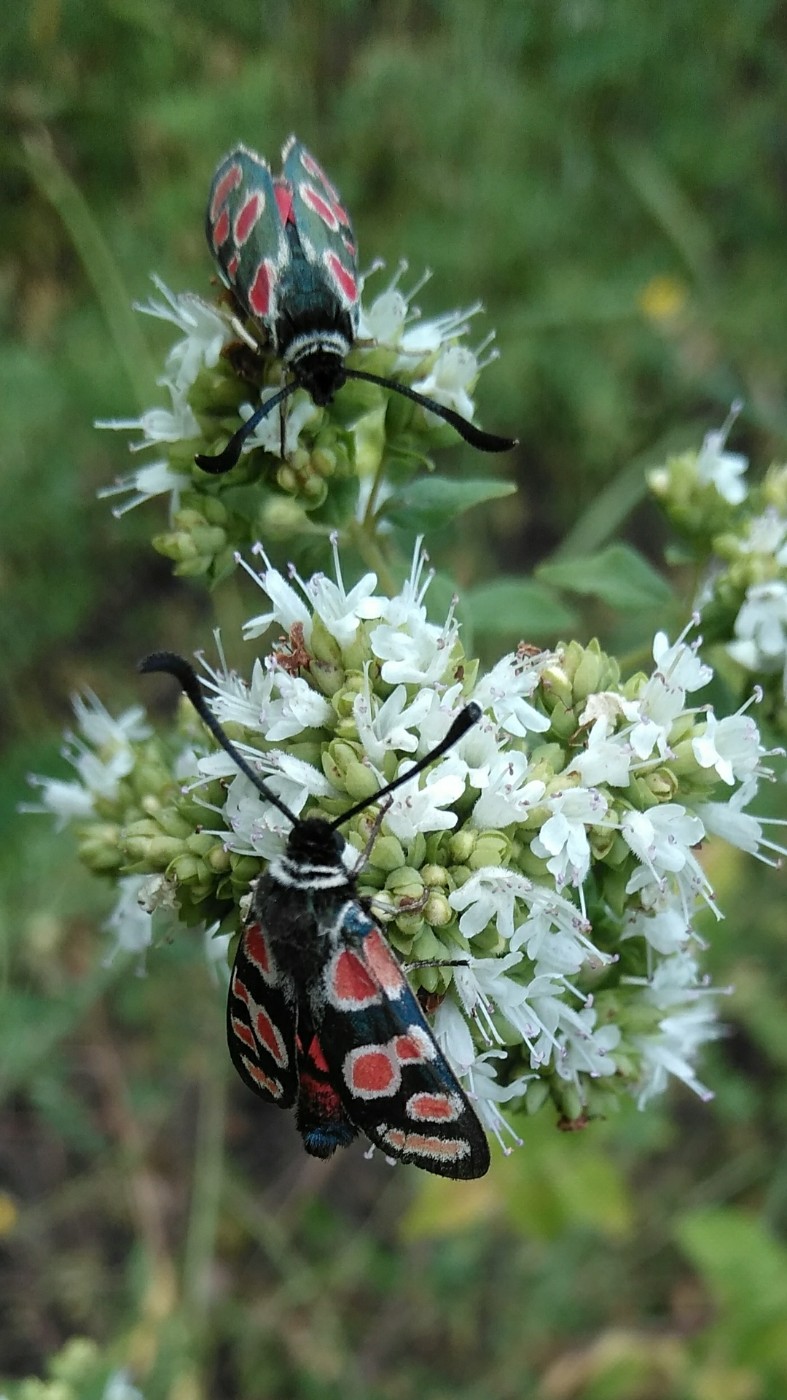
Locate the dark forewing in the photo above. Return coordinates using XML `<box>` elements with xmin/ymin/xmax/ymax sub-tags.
<box><xmin>205</xmin><ymin>145</ymin><xmax>289</xmax><ymax>337</ymax></box>
<box><xmin>226</xmin><ymin>920</ymin><xmax>298</xmax><ymax>1108</ymax></box>
<box><xmin>312</xmin><ymin>905</ymin><xmax>491</xmax><ymax>1179</ymax></box>
<box><xmin>281</xmin><ymin>137</ymin><xmax>361</xmax><ymax>325</ymax></box>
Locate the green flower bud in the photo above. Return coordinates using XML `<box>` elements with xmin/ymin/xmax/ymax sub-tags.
<box><xmin>386</xmin><ymin>866</ymin><xmax>425</xmax><ymax>904</ymax></box>
<box><xmin>572</xmin><ymin>644</ymin><xmax>605</xmax><ymax>702</ymax></box>
<box><xmin>77</xmin><ymin>824</ymin><xmax>124</xmax><ymax>872</ymax></box>
<box><xmin>370</xmin><ymin>834</ymin><xmax>407</xmax><ymax>872</ymax></box>
<box><xmin>469</xmin><ymin>832</ymin><xmax>511</xmax><ymax>869</ymax></box>
<box><xmin>310</xmin><ymin>616</ymin><xmax>343</xmax><ymax>667</ymax></box>
<box><xmin>448</xmin><ymin>829</ymin><xmax>477</xmax><ymax>863</ymax></box>
<box><xmin>170</xmin><ymin>852</ymin><xmax>207</xmax><ymax>884</ymax></box>
<box><xmin>421</xmin><ymin>863</ymin><xmax>449</xmax><ymax>888</ymax></box>
<box><xmin>155</xmin><ymin>810</ymin><xmax>194</xmax><ymax>841</ymax></box>
<box><xmin>641</xmin><ymin>767</ymin><xmax>679</xmax><ymax>802</ymax></box>
<box><xmin>344</xmin><ymin>757</ymin><xmax>379</xmax><ymax>803</ymax></box>
<box><xmin>257</xmin><ymin>495</ymin><xmax>310</xmax><ymax>539</ymax></box>
<box><xmin>423</xmin><ymin>892</ymin><xmax>452</xmax><ymax>927</ymax></box>
<box><xmin>125</xmin><ymin>833</ymin><xmax>186</xmax><ymax>867</ymax></box>
<box><xmin>396</xmin><ymin>912</ymin><xmax>426</xmax><ymax>939</ymax></box>
<box><xmin>525</xmin><ymin>1077</ymin><xmax>550</xmax><ymax>1115</ymax></box>
<box><xmin>311</xmin><ymin>447</ymin><xmax>337</xmax><ymax>478</ymax></box>
<box><xmin>276</xmin><ymin>464</ymin><xmax>299</xmax><ymax>494</ymax></box>
<box><xmin>186</xmin><ymin>831</ymin><xmax>221</xmax><ymax>857</ymax></box>
<box><xmin>410</xmin><ymin>925</ymin><xmax>448</xmax><ymax>964</ymax></box>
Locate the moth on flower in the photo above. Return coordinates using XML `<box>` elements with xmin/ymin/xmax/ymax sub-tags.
<box><xmin>197</xmin><ymin>135</ymin><xmax>517</xmax><ymax>472</ymax></box>
<box><xmin>140</xmin><ymin>650</ymin><xmax>491</xmax><ymax>1179</ymax></box>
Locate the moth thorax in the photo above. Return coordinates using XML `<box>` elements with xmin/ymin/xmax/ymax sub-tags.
<box><xmin>285</xmin><ymin>816</ymin><xmax>346</xmax><ymax>867</ymax></box>
<box><xmin>285</xmin><ymin>332</ymin><xmax>350</xmax><ymax>406</ymax></box>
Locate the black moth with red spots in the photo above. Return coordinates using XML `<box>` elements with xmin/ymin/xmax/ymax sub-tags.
<box><xmin>140</xmin><ymin>652</ymin><xmax>491</xmax><ymax>1179</ymax></box>
<box><xmin>196</xmin><ymin>135</ymin><xmax>516</xmax><ymax>474</ymax></box>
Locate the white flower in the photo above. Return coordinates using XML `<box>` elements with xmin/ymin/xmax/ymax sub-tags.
<box><xmin>728</xmin><ymin>580</ymin><xmax>787</xmax><ymax>683</ymax></box>
<box><xmin>383</xmin><ymin>764</ymin><xmax>466</xmax><ymax>839</ymax></box>
<box><xmin>353</xmin><ymin>678</ymin><xmax>433</xmax><ymax>765</ymax></box>
<box><xmin>629</xmin><ymin>952</ymin><xmax>724</xmax><ymax>1106</ymax></box>
<box><xmin>134</xmin><ymin>274</ymin><xmax>232</xmax><ymax>393</ymax></box>
<box><xmin>303</xmin><ymin>538</ymin><xmax>383</xmax><ymax>644</ymax></box>
<box><xmin>472</xmin><ymin>653</ymin><xmax>551</xmax><ymax>738</ymax></box>
<box><xmin>530</xmin><ymin>786</ymin><xmax>608</xmax><ymax>892</ymax></box>
<box><xmin>241</xmin><ymin>549</ymin><xmax>314</xmax><ymax>642</ymax></box>
<box><xmin>449</xmin><ymin>867</ymin><xmax>535</xmax><ymax>941</ymax></box>
<box><xmin>695</xmin><ymin>414</ymin><xmax>748</xmax><ymax>505</ymax></box>
<box><xmin>411</xmin><ymin>344</ymin><xmax>479</xmax><ymax>423</ymax></box>
<box><xmin>103</xmin><ymin>876</ymin><xmax>157</xmax><ymax>968</ymax></box>
<box><xmin>691</xmin><ymin>705</ymin><xmax>766</xmax><ymax>785</ymax></box>
<box><xmin>566</xmin><ymin>715</ymin><xmax>633</xmax><ymax>787</ymax></box>
<box><xmin>621</xmin><ymin>805</ymin><xmax>705</xmax><ymax>879</ymax></box>
<box><xmin>556</xmin><ymin>1006</ymin><xmax>621</xmax><ymax>1081</ymax></box>
<box><xmin>103</xmin><ymin>1370</ymin><xmax>146</xmax><ymax>1400</ymax></box>
<box><xmin>260</xmin><ymin>671</ymin><xmax>333</xmax><ymax>741</ymax></box>
<box><xmin>470</xmin><ymin>750</ymin><xmax>546</xmax><ymax>829</ymax></box>
<box><xmin>620</xmin><ymin>624</ymin><xmax>712</xmax><ymax>761</ymax></box>
<box><xmin>463</xmin><ymin>1051</ymin><xmax>530</xmax><ymax>1152</ymax></box>
<box><xmin>737</xmin><ymin>507</ymin><xmax>787</xmax><ymax>562</ymax></box>
<box><xmin>239</xmin><ymin>388</ymin><xmax>321</xmax><ymax>458</ymax></box>
<box><xmin>23</xmin><ymin>776</ymin><xmax>95</xmax><ymax>826</ymax></box>
<box><xmin>98</xmin><ymin>458</ymin><xmax>190</xmax><ymax>518</ymax></box>
<box><xmin>695</xmin><ymin>779</ymin><xmax>787</xmax><ymax>867</ymax></box>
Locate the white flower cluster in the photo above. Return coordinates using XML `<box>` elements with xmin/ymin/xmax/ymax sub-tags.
<box><xmin>31</xmin><ymin>539</ymin><xmax>783</xmax><ymax>1148</ymax></box>
<box><xmin>95</xmin><ymin>267</ymin><xmax>496</xmax><ymax>519</ymax></box>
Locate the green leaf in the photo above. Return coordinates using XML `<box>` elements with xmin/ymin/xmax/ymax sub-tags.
<box><xmin>381</xmin><ymin>476</ymin><xmax>516</xmax><ymax>530</ymax></box>
<box><xmin>538</xmin><ymin>543</ymin><xmax>673</xmax><ymax>610</ymax></box>
<box><xmin>675</xmin><ymin>1206</ymin><xmax>787</xmax><ymax>1370</ymax></box>
<box><xmin>466</xmin><ymin>578</ymin><xmax>578</xmax><ymax>639</ymax></box>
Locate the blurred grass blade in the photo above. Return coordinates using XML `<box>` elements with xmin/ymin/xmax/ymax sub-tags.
<box><xmin>22</xmin><ymin>131</ymin><xmax>156</xmax><ymax>408</ymax></box>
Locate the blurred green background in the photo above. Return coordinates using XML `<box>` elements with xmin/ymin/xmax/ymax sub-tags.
<box><xmin>1</xmin><ymin>3</ymin><xmax>786</xmax><ymax>1397</ymax></box>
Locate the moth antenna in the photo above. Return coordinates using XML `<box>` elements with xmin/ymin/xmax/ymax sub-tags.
<box><xmin>331</xmin><ymin>702</ymin><xmax>482</xmax><ymax>830</ymax></box>
<box><xmin>195</xmin><ymin>383</ymin><xmax>299</xmax><ymax>474</ymax></box>
<box><xmin>138</xmin><ymin>651</ymin><xmax>298</xmax><ymax>825</ymax></box>
<box><xmin>344</xmin><ymin>368</ymin><xmax>517</xmax><ymax>453</ymax></box>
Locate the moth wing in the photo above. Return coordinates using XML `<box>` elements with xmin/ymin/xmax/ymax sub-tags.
<box><xmin>226</xmin><ymin>920</ymin><xmax>298</xmax><ymax>1108</ymax></box>
<box><xmin>280</xmin><ymin>136</ymin><xmax>360</xmax><ymax>322</ymax></box>
<box><xmin>294</xmin><ymin>1001</ymin><xmax>358</xmax><ymax>1159</ymax></box>
<box><xmin>205</xmin><ymin>145</ymin><xmax>289</xmax><ymax>334</ymax></box>
<box><xmin>313</xmin><ymin>906</ymin><xmax>490</xmax><ymax>1179</ymax></box>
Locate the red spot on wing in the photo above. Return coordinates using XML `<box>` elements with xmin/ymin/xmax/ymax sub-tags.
<box><xmin>407</xmin><ymin>1092</ymin><xmax>462</xmax><ymax>1123</ymax></box>
<box><xmin>210</xmin><ymin>162</ymin><xmax>243</xmax><ymax>223</ymax></box>
<box><xmin>364</xmin><ymin>928</ymin><xmax>406</xmax><ymax>998</ymax></box>
<box><xmin>240</xmin><ymin>1055</ymin><xmax>284</xmax><ymax>1099</ymax></box>
<box><xmin>252</xmin><ymin>1005</ymin><xmax>288</xmax><ymax>1067</ymax></box>
<box><xmin>381</xmin><ymin>1128</ymin><xmax>470</xmax><ymax>1161</ymax></box>
<box><xmin>231</xmin><ymin>969</ymin><xmax>288</xmax><ymax>1067</ymax></box>
<box><xmin>230</xmin><ymin>1015</ymin><xmax>257</xmax><ymax>1054</ymax></box>
<box><xmin>274</xmin><ymin>181</ymin><xmax>294</xmax><ymax>225</ymax></box>
<box><xmin>226</xmin><ymin>253</ymin><xmax>240</xmax><ymax>279</ymax></box>
<box><xmin>299</xmin><ymin>149</ymin><xmax>341</xmax><ymax>203</ymax></box>
<box><xmin>394</xmin><ymin>1027</ymin><xmax>434</xmax><ymax>1063</ymax></box>
<box><xmin>325</xmin><ymin>250</ymin><xmax>358</xmax><ymax>304</ymax></box>
<box><xmin>234</xmin><ymin>191</ymin><xmax>265</xmax><ymax>245</ymax></box>
<box><xmin>249</xmin><ymin>259</ymin><xmax>275</xmax><ymax>317</ymax></box>
<box><xmin>306</xmin><ymin>1033</ymin><xmax>329</xmax><ymax>1074</ymax></box>
<box><xmin>331</xmin><ymin>949</ymin><xmax>380</xmax><ymax>1008</ymax></box>
<box><xmin>299</xmin><ymin>182</ymin><xmax>339</xmax><ymax>231</ymax></box>
<box><xmin>212</xmin><ymin>208</ymin><xmax>231</xmax><ymax>249</ymax></box>
<box><xmin>345</xmin><ymin>1046</ymin><xmax>399</xmax><ymax>1097</ymax></box>
<box><xmin>244</xmin><ymin>924</ymin><xmax>271</xmax><ymax>977</ymax></box>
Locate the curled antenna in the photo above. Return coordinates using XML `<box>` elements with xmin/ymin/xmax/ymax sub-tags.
<box><xmin>139</xmin><ymin>652</ymin><xmax>481</xmax><ymax>831</ymax></box>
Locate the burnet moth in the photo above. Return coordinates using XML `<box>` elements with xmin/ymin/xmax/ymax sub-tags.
<box><xmin>196</xmin><ymin>135</ymin><xmax>516</xmax><ymax>473</ymax></box>
<box><xmin>140</xmin><ymin>651</ymin><xmax>491</xmax><ymax>1179</ymax></box>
